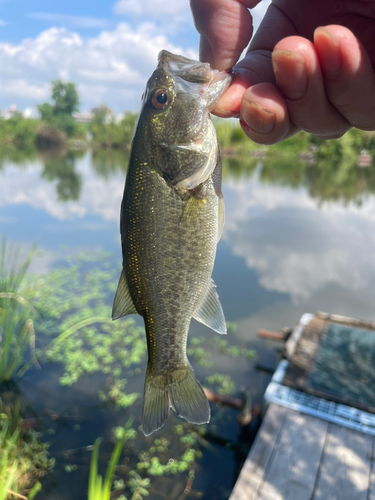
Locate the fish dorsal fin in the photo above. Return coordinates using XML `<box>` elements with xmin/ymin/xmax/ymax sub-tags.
<box><xmin>112</xmin><ymin>270</ymin><xmax>138</xmax><ymax>320</ymax></box>
<box><xmin>193</xmin><ymin>279</ymin><xmax>226</xmax><ymax>334</ymax></box>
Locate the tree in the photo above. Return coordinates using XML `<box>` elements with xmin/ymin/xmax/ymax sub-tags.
<box><xmin>37</xmin><ymin>80</ymin><xmax>79</xmax><ymax>119</ymax></box>
<box><xmin>37</xmin><ymin>102</ymin><xmax>54</xmax><ymax>121</ymax></box>
<box><xmin>37</xmin><ymin>80</ymin><xmax>81</xmax><ymax>138</ymax></box>
<box><xmin>51</xmin><ymin>80</ymin><xmax>79</xmax><ymax>116</ymax></box>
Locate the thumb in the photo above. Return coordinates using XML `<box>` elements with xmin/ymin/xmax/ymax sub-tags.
<box><xmin>190</xmin><ymin>0</ymin><xmax>263</xmax><ymax>70</ymax></box>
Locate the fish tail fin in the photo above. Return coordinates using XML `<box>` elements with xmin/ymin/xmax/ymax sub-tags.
<box><xmin>142</xmin><ymin>364</ymin><xmax>210</xmax><ymax>436</ymax></box>
<box><xmin>169</xmin><ymin>364</ymin><xmax>211</xmax><ymax>426</ymax></box>
<box><xmin>142</xmin><ymin>368</ymin><xmax>170</xmax><ymax>437</ymax></box>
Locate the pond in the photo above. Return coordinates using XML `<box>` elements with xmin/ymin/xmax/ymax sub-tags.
<box><xmin>1</xmin><ymin>140</ymin><xmax>375</xmax><ymax>499</ymax></box>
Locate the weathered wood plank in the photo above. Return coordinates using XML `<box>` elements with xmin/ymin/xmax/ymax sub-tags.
<box><xmin>313</xmin><ymin>424</ymin><xmax>372</xmax><ymax>500</ymax></box>
<box><xmin>229</xmin><ymin>404</ymin><xmax>287</xmax><ymax>500</ymax></box>
<box><xmin>257</xmin><ymin>408</ymin><xmax>328</xmax><ymax>500</ymax></box>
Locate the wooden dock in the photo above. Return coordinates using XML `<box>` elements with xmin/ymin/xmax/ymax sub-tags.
<box><xmin>230</xmin><ymin>403</ymin><xmax>375</xmax><ymax>500</ymax></box>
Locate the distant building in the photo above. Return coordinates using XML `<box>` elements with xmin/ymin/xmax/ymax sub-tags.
<box><xmin>72</xmin><ymin>105</ymin><xmax>126</xmax><ymax>125</ymax></box>
<box><xmin>1</xmin><ymin>104</ymin><xmax>20</xmax><ymax>119</ymax></box>
<box><xmin>90</xmin><ymin>104</ymin><xmax>113</xmax><ymax>125</ymax></box>
<box><xmin>73</xmin><ymin>111</ymin><xmax>94</xmax><ymax>123</ymax></box>
<box><xmin>0</xmin><ymin>104</ymin><xmax>37</xmax><ymax>119</ymax></box>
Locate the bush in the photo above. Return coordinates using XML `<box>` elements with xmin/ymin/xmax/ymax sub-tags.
<box><xmin>0</xmin><ymin>117</ymin><xmax>38</xmax><ymax>150</ymax></box>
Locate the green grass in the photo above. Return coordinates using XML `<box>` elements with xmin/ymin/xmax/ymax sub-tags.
<box><xmin>0</xmin><ymin>240</ymin><xmax>38</xmax><ymax>383</ymax></box>
<box><xmin>88</xmin><ymin>420</ymin><xmax>137</xmax><ymax>500</ymax></box>
<box><xmin>0</xmin><ymin>420</ymin><xmax>45</xmax><ymax>500</ymax></box>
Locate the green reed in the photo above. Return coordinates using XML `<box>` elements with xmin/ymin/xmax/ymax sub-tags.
<box><xmin>88</xmin><ymin>420</ymin><xmax>135</xmax><ymax>500</ymax></box>
<box><xmin>0</xmin><ymin>240</ymin><xmax>37</xmax><ymax>383</ymax></box>
<box><xmin>0</xmin><ymin>423</ymin><xmax>42</xmax><ymax>500</ymax></box>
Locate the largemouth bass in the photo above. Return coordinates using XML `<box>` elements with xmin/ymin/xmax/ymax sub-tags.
<box><xmin>112</xmin><ymin>51</ymin><xmax>231</xmax><ymax>436</ymax></box>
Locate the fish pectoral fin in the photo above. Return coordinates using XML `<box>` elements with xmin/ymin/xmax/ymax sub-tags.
<box><xmin>193</xmin><ymin>279</ymin><xmax>227</xmax><ymax>334</ymax></box>
<box><xmin>112</xmin><ymin>270</ymin><xmax>138</xmax><ymax>320</ymax></box>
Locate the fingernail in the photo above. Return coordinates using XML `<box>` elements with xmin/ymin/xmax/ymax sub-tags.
<box><xmin>241</xmin><ymin>99</ymin><xmax>275</xmax><ymax>134</ymax></box>
<box><xmin>273</xmin><ymin>50</ymin><xmax>307</xmax><ymax>101</ymax></box>
<box><xmin>314</xmin><ymin>27</ymin><xmax>341</xmax><ymax>78</ymax></box>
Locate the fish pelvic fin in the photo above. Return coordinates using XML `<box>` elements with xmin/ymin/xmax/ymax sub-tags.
<box><xmin>142</xmin><ymin>364</ymin><xmax>210</xmax><ymax>436</ymax></box>
<box><xmin>112</xmin><ymin>270</ymin><xmax>138</xmax><ymax>320</ymax></box>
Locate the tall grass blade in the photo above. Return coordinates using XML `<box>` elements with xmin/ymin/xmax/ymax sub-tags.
<box><xmin>88</xmin><ymin>438</ymin><xmax>101</xmax><ymax>500</ymax></box>
<box><xmin>0</xmin><ymin>239</ymin><xmax>37</xmax><ymax>383</ymax></box>
<box><xmin>27</xmin><ymin>481</ymin><xmax>42</xmax><ymax>499</ymax></box>
<box><xmin>88</xmin><ymin>418</ymin><xmax>134</xmax><ymax>500</ymax></box>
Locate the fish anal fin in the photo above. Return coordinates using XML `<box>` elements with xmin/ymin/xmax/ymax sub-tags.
<box><xmin>193</xmin><ymin>279</ymin><xmax>226</xmax><ymax>334</ymax></box>
<box><xmin>112</xmin><ymin>270</ymin><xmax>138</xmax><ymax>320</ymax></box>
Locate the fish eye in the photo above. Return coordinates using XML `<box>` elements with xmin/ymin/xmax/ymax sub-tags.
<box><xmin>151</xmin><ymin>89</ymin><xmax>170</xmax><ymax>110</ymax></box>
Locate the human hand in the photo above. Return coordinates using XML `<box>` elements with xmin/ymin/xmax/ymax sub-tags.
<box><xmin>190</xmin><ymin>0</ymin><xmax>375</xmax><ymax>144</ymax></box>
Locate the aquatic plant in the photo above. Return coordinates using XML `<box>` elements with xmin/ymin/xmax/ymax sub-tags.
<box><xmin>0</xmin><ymin>240</ymin><xmax>37</xmax><ymax>383</ymax></box>
<box><xmin>88</xmin><ymin>422</ymin><xmax>204</xmax><ymax>500</ymax></box>
<box><xmin>0</xmin><ymin>427</ymin><xmax>42</xmax><ymax>500</ymax></box>
<box><xmin>88</xmin><ymin>420</ymin><xmax>149</xmax><ymax>500</ymax></box>
<box><xmin>88</xmin><ymin>434</ymin><xmax>126</xmax><ymax>500</ymax></box>
<box><xmin>0</xmin><ymin>397</ymin><xmax>54</xmax><ymax>499</ymax></box>
<box><xmin>0</xmin><ymin>426</ymin><xmax>20</xmax><ymax>500</ymax></box>
<box><xmin>31</xmin><ymin>254</ymin><xmax>146</xmax><ymax>409</ymax></box>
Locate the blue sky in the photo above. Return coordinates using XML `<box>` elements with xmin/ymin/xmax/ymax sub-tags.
<box><xmin>0</xmin><ymin>0</ymin><xmax>270</xmax><ymax>112</ymax></box>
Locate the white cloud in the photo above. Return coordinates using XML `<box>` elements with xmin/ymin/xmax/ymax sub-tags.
<box><xmin>28</xmin><ymin>13</ymin><xmax>110</xmax><ymax>29</ymax></box>
<box><xmin>0</xmin><ymin>79</ymin><xmax>49</xmax><ymax>99</ymax></box>
<box><xmin>113</xmin><ymin>0</ymin><xmax>194</xmax><ymax>35</ymax></box>
<box><xmin>0</xmin><ymin>24</ymin><xmax>197</xmax><ymax>111</ymax></box>
<box><xmin>0</xmin><ymin>19</ymin><xmax>6</xmax><ymax>27</ymax></box>
<box><xmin>113</xmin><ymin>0</ymin><xmax>189</xmax><ymax>16</ymax></box>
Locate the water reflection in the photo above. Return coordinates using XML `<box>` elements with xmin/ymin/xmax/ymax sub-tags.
<box><xmin>91</xmin><ymin>149</ymin><xmax>130</xmax><ymax>179</ymax></box>
<box><xmin>1</xmin><ymin>141</ymin><xmax>374</xmax><ymax>207</ymax></box>
<box><xmin>2</xmin><ymin>145</ymin><xmax>375</xmax><ymax>304</ymax></box>
<box><xmin>41</xmin><ymin>150</ymin><xmax>84</xmax><ymax>201</ymax></box>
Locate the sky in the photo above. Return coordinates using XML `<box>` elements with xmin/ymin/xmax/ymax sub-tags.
<box><xmin>0</xmin><ymin>0</ymin><xmax>271</xmax><ymax>113</ymax></box>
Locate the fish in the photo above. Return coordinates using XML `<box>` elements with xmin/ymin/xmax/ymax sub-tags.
<box><xmin>112</xmin><ymin>50</ymin><xmax>231</xmax><ymax>436</ymax></box>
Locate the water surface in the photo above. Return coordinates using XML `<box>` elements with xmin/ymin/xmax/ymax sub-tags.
<box><xmin>1</xmin><ymin>146</ymin><xmax>375</xmax><ymax>499</ymax></box>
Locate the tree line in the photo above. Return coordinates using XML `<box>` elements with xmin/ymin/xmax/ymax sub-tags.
<box><xmin>0</xmin><ymin>79</ymin><xmax>137</xmax><ymax>150</ymax></box>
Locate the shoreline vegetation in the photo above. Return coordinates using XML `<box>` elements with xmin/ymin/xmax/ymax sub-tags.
<box><xmin>1</xmin><ymin>117</ymin><xmax>375</xmax><ymax>207</ymax></box>
<box><xmin>0</xmin><ymin>79</ymin><xmax>374</xmax><ymax>166</ymax></box>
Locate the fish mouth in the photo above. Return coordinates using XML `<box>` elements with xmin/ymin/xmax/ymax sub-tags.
<box><xmin>158</xmin><ymin>50</ymin><xmax>211</xmax><ymax>84</ymax></box>
<box><xmin>158</xmin><ymin>50</ymin><xmax>231</xmax><ymax>110</ymax></box>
